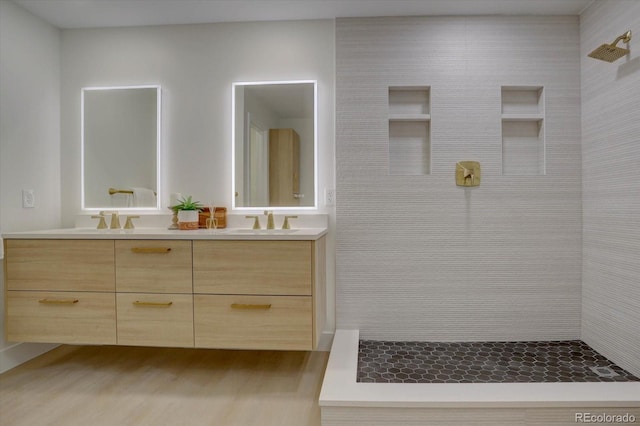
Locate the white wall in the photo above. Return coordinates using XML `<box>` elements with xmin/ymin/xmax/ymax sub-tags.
<box><xmin>336</xmin><ymin>16</ymin><xmax>583</xmax><ymax>341</ymax></box>
<box><xmin>0</xmin><ymin>0</ymin><xmax>61</xmax><ymax>368</ymax></box>
<box><xmin>580</xmin><ymin>0</ymin><xmax>640</xmax><ymax>377</ymax></box>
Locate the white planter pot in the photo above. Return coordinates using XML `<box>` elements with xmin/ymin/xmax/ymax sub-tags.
<box><xmin>177</xmin><ymin>210</ymin><xmax>199</xmax><ymax>230</ymax></box>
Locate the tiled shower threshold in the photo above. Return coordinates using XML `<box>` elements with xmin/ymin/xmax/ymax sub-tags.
<box><xmin>319</xmin><ymin>330</ymin><xmax>640</xmax><ymax>408</ymax></box>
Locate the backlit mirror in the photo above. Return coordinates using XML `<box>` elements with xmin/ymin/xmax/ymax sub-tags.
<box><xmin>233</xmin><ymin>81</ymin><xmax>316</xmax><ymax>209</ymax></box>
<box><xmin>82</xmin><ymin>85</ymin><xmax>161</xmax><ymax>210</ymax></box>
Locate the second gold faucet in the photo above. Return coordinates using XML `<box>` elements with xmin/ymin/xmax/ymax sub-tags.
<box><xmin>244</xmin><ymin>212</ymin><xmax>298</xmax><ymax>230</ymax></box>
<box><xmin>99</xmin><ymin>211</ymin><xmax>121</xmax><ymax>229</ymax></box>
<box><xmin>264</xmin><ymin>210</ymin><xmax>274</xmax><ymax>230</ymax></box>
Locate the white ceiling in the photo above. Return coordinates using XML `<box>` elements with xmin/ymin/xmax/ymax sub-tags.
<box><xmin>12</xmin><ymin>0</ymin><xmax>595</xmax><ymax>29</ymax></box>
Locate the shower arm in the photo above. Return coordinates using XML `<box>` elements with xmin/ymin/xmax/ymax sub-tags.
<box><xmin>611</xmin><ymin>30</ymin><xmax>632</xmax><ymax>47</ymax></box>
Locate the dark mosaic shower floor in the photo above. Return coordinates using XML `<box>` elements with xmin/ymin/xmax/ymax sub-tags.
<box><xmin>358</xmin><ymin>340</ymin><xmax>640</xmax><ymax>383</ymax></box>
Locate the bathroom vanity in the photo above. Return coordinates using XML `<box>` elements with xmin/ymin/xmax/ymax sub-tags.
<box><xmin>3</xmin><ymin>228</ymin><xmax>327</xmax><ymax>351</ymax></box>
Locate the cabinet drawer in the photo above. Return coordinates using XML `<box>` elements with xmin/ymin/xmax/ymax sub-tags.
<box><xmin>115</xmin><ymin>240</ymin><xmax>192</xmax><ymax>293</ymax></box>
<box><xmin>116</xmin><ymin>293</ymin><xmax>194</xmax><ymax>347</ymax></box>
<box><xmin>193</xmin><ymin>241</ymin><xmax>312</xmax><ymax>295</ymax></box>
<box><xmin>194</xmin><ymin>295</ymin><xmax>312</xmax><ymax>350</ymax></box>
<box><xmin>6</xmin><ymin>239</ymin><xmax>115</xmax><ymax>292</ymax></box>
<box><xmin>6</xmin><ymin>291</ymin><xmax>116</xmax><ymax>344</ymax></box>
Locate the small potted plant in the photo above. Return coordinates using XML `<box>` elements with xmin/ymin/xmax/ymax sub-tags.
<box><xmin>172</xmin><ymin>195</ymin><xmax>203</xmax><ymax>230</ymax></box>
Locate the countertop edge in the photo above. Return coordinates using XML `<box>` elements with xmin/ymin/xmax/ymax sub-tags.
<box><xmin>2</xmin><ymin>228</ymin><xmax>328</xmax><ymax>241</ymax></box>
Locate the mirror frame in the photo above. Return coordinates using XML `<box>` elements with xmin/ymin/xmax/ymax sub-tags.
<box><xmin>81</xmin><ymin>85</ymin><xmax>162</xmax><ymax>211</ymax></box>
<box><xmin>231</xmin><ymin>80</ymin><xmax>318</xmax><ymax>211</ymax></box>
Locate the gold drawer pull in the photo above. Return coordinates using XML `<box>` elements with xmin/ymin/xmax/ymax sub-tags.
<box><xmin>230</xmin><ymin>303</ymin><xmax>272</xmax><ymax>310</ymax></box>
<box><xmin>133</xmin><ymin>301</ymin><xmax>173</xmax><ymax>307</ymax></box>
<box><xmin>39</xmin><ymin>298</ymin><xmax>79</xmax><ymax>304</ymax></box>
<box><xmin>131</xmin><ymin>247</ymin><xmax>172</xmax><ymax>254</ymax></box>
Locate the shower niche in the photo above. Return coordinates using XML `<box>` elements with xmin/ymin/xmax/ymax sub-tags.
<box><xmin>388</xmin><ymin>86</ymin><xmax>431</xmax><ymax>175</ymax></box>
<box><xmin>501</xmin><ymin>86</ymin><xmax>545</xmax><ymax>176</ymax></box>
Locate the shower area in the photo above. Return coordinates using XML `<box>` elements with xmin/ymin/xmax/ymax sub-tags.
<box><xmin>323</xmin><ymin>2</ymin><xmax>640</xmax><ymax>424</ymax></box>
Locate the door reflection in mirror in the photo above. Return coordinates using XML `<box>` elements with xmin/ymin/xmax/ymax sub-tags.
<box><xmin>248</xmin><ymin>116</ymin><xmax>269</xmax><ymax>206</ymax></box>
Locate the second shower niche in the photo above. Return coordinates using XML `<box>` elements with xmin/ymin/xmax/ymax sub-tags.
<box><xmin>501</xmin><ymin>86</ymin><xmax>545</xmax><ymax>176</ymax></box>
<box><xmin>388</xmin><ymin>86</ymin><xmax>431</xmax><ymax>176</ymax></box>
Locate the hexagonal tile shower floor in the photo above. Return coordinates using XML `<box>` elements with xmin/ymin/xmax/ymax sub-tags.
<box><xmin>357</xmin><ymin>340</ymin><xmax>640</xmax><ymax>383</ymax></box>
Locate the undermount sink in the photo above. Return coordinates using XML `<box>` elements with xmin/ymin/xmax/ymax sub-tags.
<box><xmin>56</xmin><ymin>228</ymin><xmax>172</xmax><ymax>234</ymax></box>
<box><xmin>226</xmin><ymin>229</ymin><xmax>300</xmax><ymax>234</ymax></box>
<box><xmin>59</xmin><ymin>228</ymin><xmax>122</xmax><ymax>233</ymax></box>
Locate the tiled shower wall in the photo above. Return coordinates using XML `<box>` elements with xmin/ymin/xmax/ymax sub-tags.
<box><xmin>336</xmin><ymin>16</ymin><xmax>582</xmax><ymax>341</ymax></box>
<box><xmin>580</xmin><ymin>0</ymin><xmax>640</xmax><ymax>377</ymax></box>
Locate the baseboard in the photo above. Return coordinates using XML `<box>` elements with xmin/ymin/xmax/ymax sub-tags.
<box><xmin>0</xmin><ymin>342</ymin><xmax>59</xmax><ymax>374</ymax></box>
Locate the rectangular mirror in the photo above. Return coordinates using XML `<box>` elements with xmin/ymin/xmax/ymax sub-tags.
<box><xmin>82</xmin><ymin>85</ymin><xmax>161</xmax><ymax>210</ymax></box>
<box><xmin>233</xmin><ymin>81</ymin><xmax>317</xmax><ymax>209</ymax></box>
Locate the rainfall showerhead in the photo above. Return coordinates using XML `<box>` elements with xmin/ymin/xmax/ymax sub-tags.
<box><xmin>588</xmin><ymin>30</ymin><xmax>632</xmax><ymax>62</ymax></box>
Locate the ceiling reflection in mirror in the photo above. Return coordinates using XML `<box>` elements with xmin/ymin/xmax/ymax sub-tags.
<box><xmin>82</xmin><ymin>85</ymin><xmax>161</xmax><ymax>210</ymax></box>
<box><xmin>233</xmin><ymin>81</ymin><xmax>316</xmax><ymax>209</ymax></box>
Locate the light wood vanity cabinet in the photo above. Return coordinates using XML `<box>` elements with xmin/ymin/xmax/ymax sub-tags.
<box><xmin>6</xmin><ymin>239</ymin><xmax>115</xmax><ymax>292</ymax></box>
<box><xmin>116</xmin><ymin>293</ymin><xmax>194</xmax><ymax>347</ymax></box>
<box><xmin>115</xmin><ymin>240</ymin><xmax>192</xmax><ymax>293</ymax></box>
<box><xmin>5</xmin><ymin>239</ymin><xmax>117</xmax><ymax>344</ymax></box>
<box><xmin>115</xmin><ymin>240</ymin><xmax>194</xmax><ymax>347</ymax></box>
<box><xmin>7</xmin><ymin>291</ymin><xmax>117</xmax><ymax>345</ymax></box>
<box><xmin>193</xmin><ymin>240</ymin><xmax>323</xmax><ymax>351</ymax></box>
<box><xmin>193</xmin><ymin>240</ymin><xmax>312</xmax><ymax>295</ymax></box>
<box><xmin>194</xmin><ymin>294</ymin><xmax>313</xmax><ymax>350</ymax></box>
<box><xmin>4</xmin><ymin>235</ymin><xmax>326</xmax><ymax>351</ymax></box>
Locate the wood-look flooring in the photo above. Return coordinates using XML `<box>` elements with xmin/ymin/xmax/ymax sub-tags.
<box><xmin>0</xmin><ymin>345</ymin><xmax>328</xmax><ymax>426</ymax></box>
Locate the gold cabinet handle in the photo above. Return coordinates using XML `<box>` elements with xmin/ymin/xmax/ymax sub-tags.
<box><xmin>39</xmin><ymin>298</ymin><xmax>79</xmax><ymax>304</ymax></box>
<box><xmin>133</xmin><ymin>301</ymin><xmax>173</xmax><ymax>307</ymax></box>
<box><xmin>230</xmin><ymin>303</ymin><xmax>272</xmax><ymax>310</ymax></box>
<box><xmin>131</xmin><ymin>247</ymin><xmax>172</xmax><ymax>254</ymax></box>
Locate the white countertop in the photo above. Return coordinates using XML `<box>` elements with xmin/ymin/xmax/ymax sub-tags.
<box><xmin>2</xmin><ymin>227</ymin><xmax>327</xmax><ymax>241</ymax></box>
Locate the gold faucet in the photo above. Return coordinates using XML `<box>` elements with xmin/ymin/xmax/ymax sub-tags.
<box><xmin>282</xmin><ymin>215</ymin><xmax>298</xmax><ymax>230</ymax></box>
<box><xmin>245</xmin><ymin>215</ymin><xmax>261</xmax><ymax>230</ymax></box>
<box><xmin>100</xmin><ymin>211</ymin><xmax>121</xmax><ymax>229</ymax></box>
<box><xmin>264</xmin><ymin>210</ymin><xmax>275</xmax><ymax>230</ymax></box>
<box><xmin>124</xmin><ymin>215</ymin><xmax>140</xmax><ymax>229</ymax></box>
<box><xmin>91</xmin><ymin>213</ymin><xmax>108</xmax><ymax>229</ymax></box>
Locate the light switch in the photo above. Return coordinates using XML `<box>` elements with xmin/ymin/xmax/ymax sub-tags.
<box><xmin>22</xmin><ymin>189</ymin><xmax>35</xmax><ymax>208</ymax></box>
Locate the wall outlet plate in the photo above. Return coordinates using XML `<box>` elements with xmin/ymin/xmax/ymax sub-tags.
<box><xmin>456</xmin><ymin>161</ymin><xmax>481</xmax><ymax>187</ymax></box>
<box><xmin>22</xmin><ymin>189</ymin><xmax>35</xmax><ymax>208</ymax></box>
<box><xmin>325</xmin><ymin>188</ymin><xmax>335</xmax><ymax>206</ymax></box>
